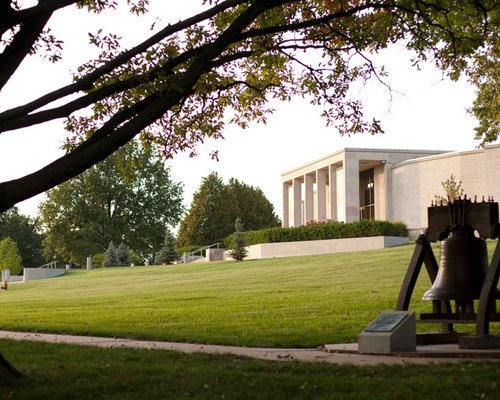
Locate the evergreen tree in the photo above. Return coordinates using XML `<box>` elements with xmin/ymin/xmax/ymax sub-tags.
<box><xmin>0</xmin><ymin>237</ymin><xmax>23</xmax><ymax>275</ymax></box>
<box><xmin>155</xmin><ymin>229</ymin><xmax>179</xmax><ymax>265</ymax></box>
<box><xmin>103</xmin><ymin>242</ymin><xmax>119</xmax><ymax>267</ymax></box>
<box><xmin>117</xmin><ymin>242</ymin><xmax>130</xmax><ymax>266</ymax></box>
<box><xmin>227</xmin><ymin>219</ymin><xmax>248</xmax><ymax>262</ymax></box>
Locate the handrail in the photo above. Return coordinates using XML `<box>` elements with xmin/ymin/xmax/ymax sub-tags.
<box><xmin>180</xmin><ymin>243</ymin><xmax>225</xmax><ymax>264</ymax></box>
<box><xmin>38</xmin><ymin>261</ymin><xmax>58</xmax><ymax>269</ymax></box>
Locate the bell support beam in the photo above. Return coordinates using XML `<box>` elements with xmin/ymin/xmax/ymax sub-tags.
<box><xmin>477</xmin><ymin>238</ymin><xmax>500</xmax><ymax>336</ymax></box>
<box><xmin>459</xmin><ymin>238</ymin><xmax>500</xmax><ymax>348</ymax></box>
<box><xmin>396</xmin><ymin>235</ymin><xmax>439</xmax><ymax>311</ymax></box>
<box><xmin>396</xmin><ymin>234</ymin><xmax>453</xmax><ymax>337</ymax></box>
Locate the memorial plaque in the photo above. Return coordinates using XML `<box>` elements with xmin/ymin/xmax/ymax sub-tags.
<box><xmin>364</xmin><ymin>313</ymin><xmax>408</xmax><ymax>333</ymax></box>
<box><xmin>358</xmin><ymin>311</ymin><xmax>416</xmax><ymax>354</ymax></box>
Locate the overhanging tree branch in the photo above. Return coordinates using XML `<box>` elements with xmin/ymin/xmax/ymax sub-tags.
<box><xmin>0</xmin><ymin>0</ymin><xmax>496</xmax><ymax>214</ymax></box>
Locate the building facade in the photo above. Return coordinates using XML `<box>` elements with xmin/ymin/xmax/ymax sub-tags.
<box><xmin>282</xmin><ymin>144</ymin><xmax>500</xmax><ymax>238</ymax></box>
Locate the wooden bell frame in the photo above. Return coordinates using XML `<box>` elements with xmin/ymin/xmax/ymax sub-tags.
<box><xmin>396</xmin><ymin>199</ymin><xmax>500</xmax><ymax>349</ymax></box>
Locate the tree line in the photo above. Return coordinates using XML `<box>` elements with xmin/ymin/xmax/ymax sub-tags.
<box><xmin>0</xmin><ymin>141</ymin><xmax>279</xmax><ymax>272</ymax></box>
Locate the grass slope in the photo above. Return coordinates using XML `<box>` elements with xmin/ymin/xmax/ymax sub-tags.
<box><xmin>0</xmin><ymin>242</ymin><xmax>498</xmax><ymax>347</ymax></box>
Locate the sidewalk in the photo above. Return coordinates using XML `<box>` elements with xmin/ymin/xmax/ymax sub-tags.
<box><xmin>1</xmin><ymin>331</ymin><xmax>499</xmax><ymax>366</ymax></box>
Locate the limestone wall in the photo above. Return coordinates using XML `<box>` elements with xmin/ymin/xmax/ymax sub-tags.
<box><xmin>242</xmin><ymin>236</ymin><xmax>408</xmax><ymax>260</ymax></box>
<box><xmin>392</xmin><ymin>144</ymin><xmax>500</xmax><ymax>237</ymax></box>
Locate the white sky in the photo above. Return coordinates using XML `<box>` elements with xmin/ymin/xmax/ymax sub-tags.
<box><xmin>0</xmin><ymin>1</ymin><xmax>495</xmax><ymax>221</ymax></box>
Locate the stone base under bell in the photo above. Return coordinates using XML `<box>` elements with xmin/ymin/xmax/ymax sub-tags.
<box><xmin>459</xmin><ymin>335</ymin><xmax>500</xmax><ymax>349</ymax></box>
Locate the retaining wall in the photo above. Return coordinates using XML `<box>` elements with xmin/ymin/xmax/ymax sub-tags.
<box><xmin>23</xmin><ymin>268</ymin><xmax>66</xmax><ymax>282</ymax></box>
<box><xmin>243</xmin><ymin>236</ymin><xmax>409</xmax><ymax>260</ymax></box>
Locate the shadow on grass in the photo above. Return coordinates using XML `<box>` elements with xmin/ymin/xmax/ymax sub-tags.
<box><xmin>1</xmin><ymin>339</ymin><xmax>499</xmax><ymax>400</ymax></box>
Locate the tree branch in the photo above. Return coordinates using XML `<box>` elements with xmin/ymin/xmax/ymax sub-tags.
<box><xmin>0</xmin><ymin>0</ymin><xmax>248</xmax><ymax>124</ymax></box>
<box><xmin>0</xmin><ymin>0</ymin><xmax>287</xmax><ymax>212</ymax></box>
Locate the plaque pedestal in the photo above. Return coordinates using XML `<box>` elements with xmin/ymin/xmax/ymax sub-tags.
<box><xmin>358</xmin><ymin>311</ymin><xmax>416</xmax><ymax>354</ymax></box>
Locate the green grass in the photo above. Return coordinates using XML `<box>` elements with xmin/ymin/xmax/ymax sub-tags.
<box><xmin>2</xmin><ymin>339</ymin><xmax>499</xmax><ymax>400</ymax></box>
<box><xmin>0</xmin><ymin>241</ymin><xmax>498</xmax><ymax>347</ymax></box>
<box><xmin>1</xmin><ymin>242</ymin><xmax>499</xmax><ymax>399</ymax></box>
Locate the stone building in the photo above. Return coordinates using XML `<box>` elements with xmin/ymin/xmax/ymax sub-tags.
<box><xmin>282</xmin><ymin>144</ymin><xmax>500</xmax><ymax>238</ymax></box>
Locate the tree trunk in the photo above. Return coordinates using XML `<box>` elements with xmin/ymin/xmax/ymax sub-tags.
<box><xmin>0</xmin><ymin>353</ymin><xmax>23</xmax><ymax>380</ymax></box>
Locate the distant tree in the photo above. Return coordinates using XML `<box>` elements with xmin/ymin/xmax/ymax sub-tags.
<box><xmin>117</xmin><ymin>242</ymin><xmax>130</xmax><ymax>266</ymax></box>
<box><xmin>155</xmin><ymin>228</ymin><xmax>179</xmax><ymax>265</ymax></box>
<box><xmin>0</xmin><ymin>237</ymin><xmax>23</xmax><ymax>275</ymax></box>
<box><xmin>102</xmin><ymin>241</ymin><xmax>120</xmax><ymax>267</ymax></box>
<box><xmin>227</xmin><ymin>219</ymin><xmax>248</xmax><ymax>261</ymax></box>
<box><xmin>177</xmin><ymin>173</ymin><xmax>280</xmax><ymax>248</ymax></box>
<box><xmin>0</xmin><ymin>207</ymin><xmax>44</xmax><ymax>268</ymax></box>
<box><xmin>176</xmin><ymin>172</ymin><xmax>235</xmax><ymax>247</ymax></box>
<box><xmin>226</xmin><ymin>178</ymin><xmax>281</xmax><ymax>230</ymax></box>
<box><xmin>39</xmin><ymin>141</ymin><xmax>184</xmax><ymax>266</ymax></box>
<box><xmin>434</xmin><ymin>174</ymin><xmax>465</xmax><ymax>205</ymax></box>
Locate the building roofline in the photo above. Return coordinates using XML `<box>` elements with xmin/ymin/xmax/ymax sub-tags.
<box><xmin>281</xmin><ymin>147</ymin><xmax>450</xmax><ymax>177</ymax></box>
<box><xmin>393</xmin><ymin>143</ymin><xmax>500</xmax><ymax>168</ymax></box>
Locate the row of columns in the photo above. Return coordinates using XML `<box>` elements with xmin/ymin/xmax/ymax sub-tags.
<box><xmin>283</xmin><ymin>164</ymin><xmax>343</xmax><ymax>227</ymax></box>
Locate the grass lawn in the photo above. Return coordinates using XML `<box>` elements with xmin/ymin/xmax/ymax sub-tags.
<box><xmin>0</xmin><ymin>242</ymin><xmax>498</xmax><ymax>347</ymax></box>
<box><xmin>1</xmin><ymin>339</ymin><xmax>499</xmax><ymax>400</ymax></box>
<box><xmin>0</xmin><ymin>242</ymin><xmax>499</xmax><ymax>399</ymax></box>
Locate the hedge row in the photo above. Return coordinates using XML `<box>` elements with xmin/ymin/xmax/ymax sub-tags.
<box><xmin>231</xmin><ymin>220</ymin><xmax>407</xmax><ymax>246</ymax></box>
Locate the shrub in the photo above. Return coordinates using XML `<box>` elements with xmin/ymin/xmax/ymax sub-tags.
<box><xmin>117</xmin><ymin>242</ymin><xmax>130</xmax><ymax>266</ymax></box>
<box><xmin>92</xmin><ymin>253</ymin><xmax>105</xmax><ymax>268</ymax></box>
<box><xmin>226</xmin><ymin>220</ymin><xmax>407</xmax><ymax>246</ymax></box>
<box><xmin>227</xmin><ymin>219</ymin><xmax>248</xmax><ymax>261</ymax></box>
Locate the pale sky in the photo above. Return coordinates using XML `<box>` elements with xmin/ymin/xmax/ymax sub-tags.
<box><xmin>0</xmin><ymin>1</ymin><xmax>494</xmax><ymax>222</ymax></box>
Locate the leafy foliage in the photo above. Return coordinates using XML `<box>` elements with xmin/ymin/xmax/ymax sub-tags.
<box><xmin>176</xmin><ymin>172</ymin><xmax>280</xmax><ymax>247</ymax></box>
<box><xmin>227</xmin><ymin>218</ymin><xmax>249</xmax><ymax>261</ymax></box>
<box><xmin>176</xmin><ymin>172</ymin><xmax>233</xmax><ymax>247</ymax></box>
<box><xmin>0</xmin><ymin>237</ymin><xmax>23</xmax><ymax>275</ymax></box>
<box><xmin>434</xmin><ymin>174</ymin><xmax>465</xmax><ymax>205</ymax></box>
<box><xmin>0</xmin><ymin>1</ymin><xmax>497</xmax><ymax>213</ymax></box>
<box><xmin>39</xmin><ymin>141</ymin><xmax>184</xmax><ymax>266</ymax></box>
<box><xmin>0</xmin><ymin>207</ymin><xmax>44</xmax><ymax>268</ymax></box>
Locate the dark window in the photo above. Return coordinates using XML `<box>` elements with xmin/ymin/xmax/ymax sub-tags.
<box><xmin>359</xmin><ymin>169</ymin><xmax>375</xmax><ymax>220</ymax></box>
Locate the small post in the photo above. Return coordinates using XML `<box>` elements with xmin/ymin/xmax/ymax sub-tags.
<box><xmin>86</xmin><ymin>256</ymin><xmax>93</xmax><ymax>270</ymax></box>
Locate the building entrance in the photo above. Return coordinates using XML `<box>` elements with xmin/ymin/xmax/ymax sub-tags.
<box><xmin>360</xmin><ymin>168</ymin><xmax>375</xmax><ymax>220</ymax></box>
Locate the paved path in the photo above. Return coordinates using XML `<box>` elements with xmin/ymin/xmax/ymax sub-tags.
<box><xmin>1</xmin><ymin>331</ymin><xmax>499</xmax><ymax>366</ymax></box>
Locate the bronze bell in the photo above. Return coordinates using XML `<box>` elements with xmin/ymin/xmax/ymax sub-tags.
<box><xmin>423</xmin><ymin>235</ymin><xmax>488</xmax><ymax>302</ymax></box>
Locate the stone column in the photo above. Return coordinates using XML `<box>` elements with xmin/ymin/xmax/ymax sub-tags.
<box><xmin>282</xmin><ymin>182</ymin><xmax>290</xmax><ymax>227</ymax></box>
<box><xmin>382</xmin><ymin>161</ymin><xmax>392</xmax><ymax>221</ymax></box>
<box><xmin>304</xmin><ymin>173</ymin><xmax>314</xmax><ymax>223</ymax></box>
<box><xmin>292</xmin><ymin>178</ymin><xmax>302</xmax><ymax>227</ymax></box>
<box><xmin>343</xmin><ymin>155</ymin><xmax>360</xmax><ymax>222</ymax></box>
<box><xmin>329</xmin><ymin>165</ymin><xmax>338</xmax><ymax>221</ymax></box>
<box><xmin>316</xmin><ymin>169</ymin><xmax>327</xmax><ymax>222</ymax></box>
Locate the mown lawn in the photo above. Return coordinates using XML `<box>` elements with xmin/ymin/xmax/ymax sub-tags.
<box><xmin>1</xmin><ymin>339</ymin><xmax>499</xmax><ymax>400</ymax></box>
<box><xmin>1</xmin><ymin>242</ymin><xmax>499</xmax><ymax>399</ymax></box>
<box><xmin>0</xmin><ymin>241</ymin><xmax>498</xmax><ymax>347</ymax></box>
